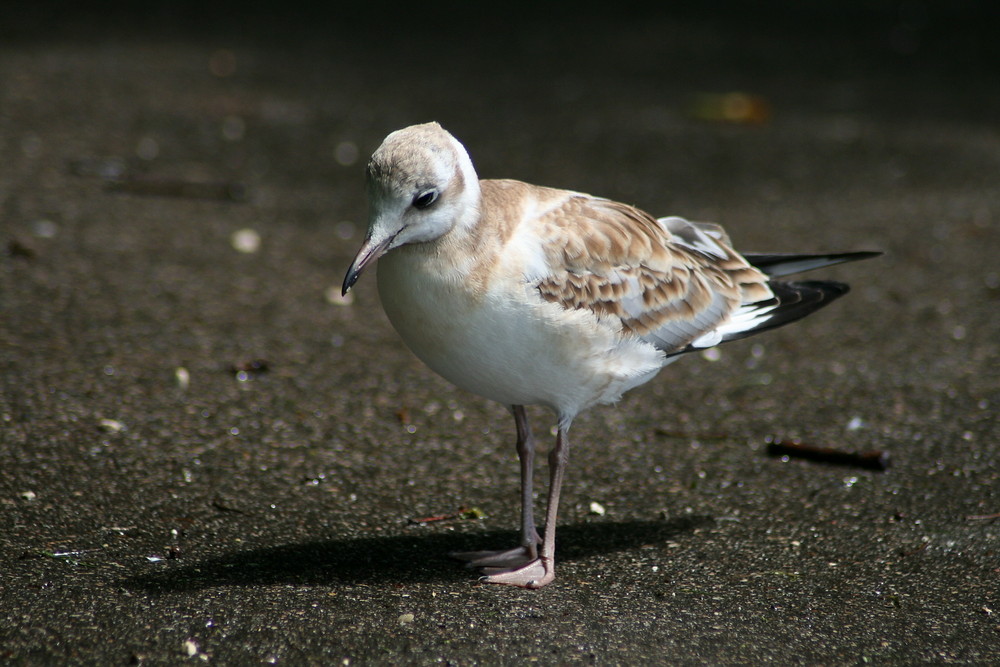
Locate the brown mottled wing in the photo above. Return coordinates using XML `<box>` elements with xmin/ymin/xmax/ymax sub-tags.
<box><xmin>533</xmin><ymin>195</ymin><xmax>772</xmax><ymax>353</ymax></box>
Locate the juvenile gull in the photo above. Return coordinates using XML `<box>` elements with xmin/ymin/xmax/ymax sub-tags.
<box><xmin>342</xmin><ymin>122</ymin><xmax>879</xmax><ymax>589</ymax></box>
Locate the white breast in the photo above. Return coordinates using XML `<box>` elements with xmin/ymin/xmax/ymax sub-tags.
<box><xmin>376</xmin><ymin>243</ymin><xmax>666</xmax><ymax>421</ymax></box>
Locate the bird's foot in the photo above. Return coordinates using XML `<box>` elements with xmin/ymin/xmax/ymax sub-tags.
<box><xmin>449</xmin><ymin>545</ymin><xmax>537</xmax><ymax>570</ymax></box>
<box><xmin>480</xmin><ymin>557</ymin><xmax>554</xmax><ymax>589</ymax></box>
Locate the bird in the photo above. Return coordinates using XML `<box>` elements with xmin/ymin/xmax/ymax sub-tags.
<box><xmin>342</xmin><ymin>122</ymin><xmax>879</xmax><ymax>589</ymax></box>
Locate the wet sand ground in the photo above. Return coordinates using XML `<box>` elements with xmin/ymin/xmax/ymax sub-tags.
<box><xmin>2</xmin><ymin>4</ymin><xmax>998</xmax><ymax>664</ymax></box>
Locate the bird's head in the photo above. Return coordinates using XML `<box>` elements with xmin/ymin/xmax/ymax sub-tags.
<box><xmin>342</xmin><ymin>122</ymin><xmax>480</xmax><ymax>295</ymax></box>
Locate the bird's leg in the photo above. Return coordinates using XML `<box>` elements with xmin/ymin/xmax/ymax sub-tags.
<box><xmin>513</xmin><ymin>405</ymin><xmax>544</xmax><ymax>551</ymax></box>
<box><xmin>449</xmin><ymin>405</ymin><xmax>541</xmax><ymax>569</ymax></box>
<box><xmin>479</xmin><ymin>424</ymin><xmax>570</xmax><ymax>589</ymax></box>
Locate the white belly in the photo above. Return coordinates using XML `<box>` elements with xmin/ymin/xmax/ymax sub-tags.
<box><xmin>376</xmin><ymin>247</ymin><xmax>665</xmax><ymax>420</ymax></box>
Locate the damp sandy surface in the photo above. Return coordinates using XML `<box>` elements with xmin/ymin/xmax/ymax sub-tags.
<box><xmin>1</xmin><ymin>4</ymin><xmax>998</xmax><ymax>664</ymax></box>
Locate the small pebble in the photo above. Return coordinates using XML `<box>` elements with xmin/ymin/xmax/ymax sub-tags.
<box><xmin>175</xmin><ymin>367</ymin><xmax>190</xmax><ymax>390</ymax></box>
<box><xmin>136</xmin><ymin>136</ymin><xmax>159</xmax><ymax>161</ymax></box>
<box><xmin>701</xmin><ymin>348</ymin><xmax>722</xmax><ymax>362</ymax></box>
<box><xmin>231</xmin><ymin>228</ymin><xmax>261</xmax><ymax>254</ymax></box>
<box><xmin>334</xmin><ymin>221</ymin><xmax>356</xmax><ymax>240</ymax></box>
<box><xmin>334</xmin><ymin>141</ymin><xmax>359</xmax><ymax>166</ymax></box>
<box><xmin>32</xmin><ymin>219</ymin><xmax>59</xmax><ymax>238</ymax></box>
<box><xmin>326</xmin><ymin>286</ymin><xmax>354</xmax><ymax>306</ymax></box>
<box><xmin>221</xmin><ymin>115</ymin><xmax>246</xmax><ymax>142</ymax></box>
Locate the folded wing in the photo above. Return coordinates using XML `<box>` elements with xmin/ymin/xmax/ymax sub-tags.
<box><xmin>527</xmin><ymin>191</ymin><xmax>878</xmax><ymax>356</ymax></box>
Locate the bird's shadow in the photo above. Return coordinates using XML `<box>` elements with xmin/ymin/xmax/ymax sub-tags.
<box><xmin>124</xmin><ymin>516</ymin><xmax>711</xmax><ymax>593</ymax></box>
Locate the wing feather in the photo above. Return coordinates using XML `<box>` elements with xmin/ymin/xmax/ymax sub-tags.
<box><xmin>526</xmin><ymin>188</ymin><xmax>770</xmax><ymax>354</ymax></box>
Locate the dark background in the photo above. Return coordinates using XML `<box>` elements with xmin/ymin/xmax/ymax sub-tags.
<box><xmin>2</xmin><ymin>2</ymin><xmax>998</xmax><ymax>664</ymax></box>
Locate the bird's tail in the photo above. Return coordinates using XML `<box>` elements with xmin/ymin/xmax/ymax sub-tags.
<box><xmin>672</xmin><ymin>250</ymin><xmax>881</xmax><ymax>355</ymax></box>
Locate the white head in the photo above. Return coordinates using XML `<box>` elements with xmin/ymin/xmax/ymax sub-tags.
<box><xmin>342</xmin><ymin>122</ymin><xmax>481</xmax><ymax>294</ymax></box>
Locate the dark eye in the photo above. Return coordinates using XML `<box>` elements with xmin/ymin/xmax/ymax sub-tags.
<box><xmin>412</xmin><ymin>189</ymin><xmax>439</xmax><ymax>210</ymax></box>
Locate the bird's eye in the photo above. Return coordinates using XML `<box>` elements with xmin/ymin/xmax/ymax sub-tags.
<box><xmin>412</xmin><ymin>190</ymin><xmax>439</xmax><ymax>210</ymax></box>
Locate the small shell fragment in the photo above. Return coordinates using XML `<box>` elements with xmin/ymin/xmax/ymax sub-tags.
<box><xmin>98</xmin><ymin>418</ymin><xmax>126</xmax><ymax>433</ymax></box>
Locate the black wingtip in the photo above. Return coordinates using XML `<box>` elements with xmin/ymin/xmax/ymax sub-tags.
<box><xmin>716</xmin><ymin>279</ymin><xmax>853</xmax><ymax>346</ymax></box>
<box><xmin>744</xmin><ymin>251</ymin><xmax>883</xmax><ymax>278</ymax></box>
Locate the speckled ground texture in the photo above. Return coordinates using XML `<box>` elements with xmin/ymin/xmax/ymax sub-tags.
<box><xmin>2</xmin><ymin>3</ymin><xmax>998</xmax><ymax>664</ymax></box>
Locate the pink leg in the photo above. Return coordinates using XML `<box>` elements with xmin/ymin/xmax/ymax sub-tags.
<box><xmin>450</xmin><ymin>406</ymin><xmax>541</xmax><ymax>569</ymax></box>
<box><xmin>479</xmin><ymin>424</ymin><xmax>570</xmax><ymax>589</ymax></box>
